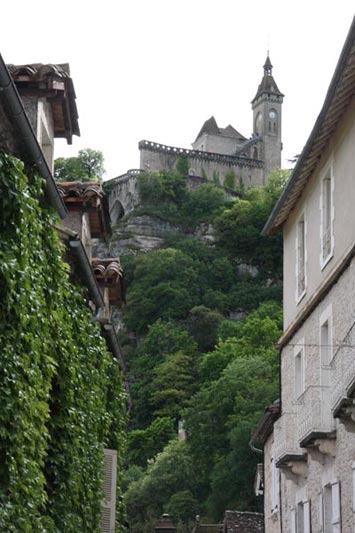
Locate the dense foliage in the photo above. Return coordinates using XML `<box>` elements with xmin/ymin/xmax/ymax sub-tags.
<box><xmin>0</xmin><ymin>152</ymin><xmax>125</xmax><ymax>532</ymax></box>
<box><xmin>118</xmin><ymin>166</ymin><xmax>288</xmax><ymax>531</ymax></box>
<box><xmin>54</xmin><ymin>148</ymin><xmax>105</xmax><ymax>182</ymax></box>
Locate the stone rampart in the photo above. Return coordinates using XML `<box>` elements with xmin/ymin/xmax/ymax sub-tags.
<box><xmin>139</xmin><ymin>140</ymin><xmax>265</xmax><ymax>188</ymax></box>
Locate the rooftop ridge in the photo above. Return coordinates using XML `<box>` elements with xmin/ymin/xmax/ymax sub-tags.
<box><xmin>139</xmin><ymin>139</ymin><xmax>263</xmax><ymax>168</ymax></box>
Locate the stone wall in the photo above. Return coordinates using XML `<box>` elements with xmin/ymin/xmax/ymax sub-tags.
<box><xmin>278</xmin><ymin>252</ymin><xmax>355</xmax><ymax>532</ymax></box>
<box><xmin>223</xmin><ymin>510</ymin><xmax>264</xmax><ymax>532</ymax></box>
<box><xmin>139</xmin><ymin>140</ymin><xmax>264</xmax><ymax>189</ymax></box>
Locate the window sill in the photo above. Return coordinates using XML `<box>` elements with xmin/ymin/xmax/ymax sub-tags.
<box><xmin>321</xmin><ymin>252</ymin><xmax>333</xmax><ymax>271</ymax></box>
<box><xmin>296</xmin><ymin>289</ymin><xmax>307</xmax><ymax>305</ymax></box>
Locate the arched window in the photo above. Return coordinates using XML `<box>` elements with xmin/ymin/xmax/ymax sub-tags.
<box><xmin>269</xmin><ymin>109</ymin><xmax>278</xmax><ymax>134</ymax></box>
<box><xmin>253</xmin><ymin>147</ymin><xmax>258</xmax><ymax>159</ymax></box>
<box><xmin>255</xmin><ymin>112</ymin><xmax>262</xmax><ymax>134</ymax></box>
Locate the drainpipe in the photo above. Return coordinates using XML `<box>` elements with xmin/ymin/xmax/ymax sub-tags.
<box><xmin>249</xmin><ymin>440</ymin><xmax>264</xmax><ymax>455</ymax></box>
<box><xmin>68</xmin><ymin>239</ymin><xmax>105</xmax><ymax>310</ymax></box>
<box><xmin>0</xmin><ymin>54</ymin><xmax>67</xmax><ymax>219</ymax></box>
<box><xmin>103</xmin><ymin>323</ymin><xmax>132</xmax><ymax>412</ymax></box>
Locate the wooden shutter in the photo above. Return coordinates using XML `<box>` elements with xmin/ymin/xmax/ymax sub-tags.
<box><xmin>291</xmin><ymin>508</ymin><xmax>297</xmax><ymax>533</ymax></box>
<box><xmin>303</xmin><ymin>500</ymin><xmax>311</xmax><ymax>533</ymax></box>
<box><xmin>332</xmin><ymin>480</ymin><xmax>341</xmax><ymax>532</ymax></box>
<box><xmin>101</xmin><ymin>448</ymin><xmax>117</xmax><ymax>533</ymax></box>
<box><xmin>319</xmin><ymin>491</ymin><xmax>323</xmax><ymax>533</ymax></box>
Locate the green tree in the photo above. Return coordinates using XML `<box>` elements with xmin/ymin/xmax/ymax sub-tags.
<box><xmin>186</xmin><ymin>306</ymin><xmax>223</xmax><ymax>352</ymax></box>
<box><xmin>54</xmin><ymin>148</ymin><xmax>105</xmax><ymax>182</ymax></box>
<box><xmin>223</xmin><ymin>171</ymin><xmax>236</xmax><ymax>190</ymax></box>
<box><xmin>152</xmin><ymin>350</ymin><xmax>197</xmax><ymax>419</ymax></box>
<box><xmin>184</xmin><ymin>304</ymin><xmax>281</xmax><ymax>518</ymax></box>
<box><xmin>166</xmin><ymin>490</ymin><xmax>199</xmax><ymax>531</ymax></box>
<box><xmin>127</xmin><ymin>320</ymin><xmax>197</xmax><ymax>428</ymax></box>
<box><xmin>127</xmin><ymin>417</ymin><xmax>176</xmax><ymax>466</ymax></box>
<box><xmin>124</xmin><ymin>249</ymin><xmax>199</xmax><ymax>332</ymax></box>
<box><xmin>125</xmin><ymin>441</ymin><xmax>198</xmax><ymax>533</ymax></box>
<box><xmin>215</xmin><ymin>168</ymin><xmax>289</xmax><ymax>279</ymax></box>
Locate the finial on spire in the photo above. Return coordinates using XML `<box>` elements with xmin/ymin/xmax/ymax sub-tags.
<box><xmin>263</xmin><ymin>54</ymin><xmax>273</xmax><ymax>76</ymax></box>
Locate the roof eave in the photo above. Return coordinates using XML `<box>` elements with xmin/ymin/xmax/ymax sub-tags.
<box><xmin>263</xmin><ymin>15</ymin><xmax>355</xmax><ymax>236</ymax></box>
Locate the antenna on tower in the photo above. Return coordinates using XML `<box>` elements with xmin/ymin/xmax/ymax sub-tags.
<box><xmin>267</xmin><ymin>34</ymin><xmax>271</xmax><ymax>56</ymax></box>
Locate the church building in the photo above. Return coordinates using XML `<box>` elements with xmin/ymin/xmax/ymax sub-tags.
<box><xmin>139</xmin><ymin>55</ymin><xmax>284</xmax><ymax>188</ymax></box>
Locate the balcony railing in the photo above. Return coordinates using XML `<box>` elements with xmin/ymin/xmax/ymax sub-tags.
<box><xmin>331</xmin><ymin>342</ymin><xmax>355</xmax><ymax>417</ymax></box>
<box><xmin>273</xmin><ymin>413</ymin><xmax>306</xmax><ymax>467</ymax></box>
<box><xmin>298</xmin><ymin>385</ymin><xmax>335</xmax><ymax>447</ymax></box>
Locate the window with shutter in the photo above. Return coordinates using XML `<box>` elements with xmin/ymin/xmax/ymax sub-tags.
<box><xmin>291</xmin><ymin>508</ymin><xmax>297</xmax><ymax>533</ymax></box>
<box><xmin>319</xmin><ymin>491</ymin><xmax>324</xmax><ymax>533</ymax></box>
<box><xmin>101</xmin><ymin>448</ymin><xmax>118</xmax><ymax>533</ymax></box>
<box><xmin>271</xmin><ymin>458</ymin><xmax>280</xmax><ymax>512</ymax></box>
<box><xmin>331</xmin><ymin>481</ymin><xmax>341</xmax><ymax>532</ymax></box>
<box><xmin>320</xmin><ymin>165</ymin><xmax>334</xmax><ymax>269</ymax></box>
<box><xmin>294</xmin><ymin>342</ymin><xmax>305</xmax><ymax>400</ymax></box>
<box><xmin>322</xmin><ymin>481</ymin><xmax>341</xmax><ymax>533</ymax></box>
<box><xmin>320</xmin><ymin>305</ymin><xmax>333</xmax><ymax>386</ymax></box>
<box><xmin>297</xmin><ymin>502</ymin><xmax>305</xmax><ymax>533</ymax></box>
<box><xmin>296</xmin><ymin>214</ymin><xmax>306</xmax><ymax>301</ymax></box>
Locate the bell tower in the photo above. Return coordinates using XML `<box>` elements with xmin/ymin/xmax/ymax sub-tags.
<box><xmin>251</xmin><ymin>55</ymin><xmax>284</xmax><ymax>182</ymax></box>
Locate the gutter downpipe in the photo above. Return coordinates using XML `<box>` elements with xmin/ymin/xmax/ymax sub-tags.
<box><xmin>103</xmin><ymin>323</ymin><xmax>132</xmax><ymax>412</ymax></box>
<box><xmin>68</xmin><ymin>239</ymin><xmax>105</xmax><ymax>311</ymax></box>
<box><xmin>0</xmin><ymin>54</ymin><xmax>67</xmax><ymax>219</ymax></box>
<box><xmin>249</xmin><ymin>440</ymin><xmax>263</xmax><ymax>455</ymax></box>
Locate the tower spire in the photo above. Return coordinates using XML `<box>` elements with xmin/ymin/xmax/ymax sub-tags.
<box><xmin>263</xmin><ymin>54</ymin><xmax>273</xmax><ymax>76</ymax></box>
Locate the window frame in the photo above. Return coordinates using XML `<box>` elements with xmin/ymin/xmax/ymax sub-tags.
<box><xmin>296</xmin><ymin>211</ymin><xmax>307</xmax><ymax>303</ymax></box>
<box><xmin>294</xmin><ymin>339</ymin><xmax>305</xmax><ymax>400</ymax></box>
<box><xmin>271</xmin><ymin>457</ymin><xmax>280</xmax><ymax>513</ymax></box>
<box><xmin>320</xmin><ymin>162</ymin><xmax>334</xmax><ymax>270</ymax></box>
<box><xmin>319</xmin><ymin>304</ymin><xmax>333</xmax><ymax>386</ymax></box>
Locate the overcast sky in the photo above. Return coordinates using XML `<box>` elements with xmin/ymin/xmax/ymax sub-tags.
<box><xmin>1</xmin><ymin>2</ymin><xmax>354</xmax><ymax>179</ymax></box>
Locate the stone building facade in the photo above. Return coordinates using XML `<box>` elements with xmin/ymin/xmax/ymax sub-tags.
<box><xmin>139</xmin><ymin>56</ymin><xmax>283</xmax><ymax>188</ymax></box>
<box><xmin>260</xmin><ymin>16</ymin><xmax>355</xmax><ymax>532</ymax></box>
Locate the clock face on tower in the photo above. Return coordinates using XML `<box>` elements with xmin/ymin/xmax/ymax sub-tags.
<box><xmin>269</xmin><ymin>110</ymin><xmax>276</xmax><ymax>119</ymax></box>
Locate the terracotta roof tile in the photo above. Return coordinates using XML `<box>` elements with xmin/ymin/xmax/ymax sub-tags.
<box><xmin>59</xmin><ymin>181</ymin><xmax>110</xmax><ymax>238</ymax></box>
<box><xmin>8</xmin><ymin>62</ymin><xmax>80</xmax><ymax>142</ymax></box>
<box><xmin>92</xmin><ymin>258</ymin><xmax>124</xmax><ymax>305</ymax></box>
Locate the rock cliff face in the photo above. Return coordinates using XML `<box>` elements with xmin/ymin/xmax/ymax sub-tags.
<box><xmin>94</xmin><ymin>213</ymin><xmax>215</xmax><ymax>258</ymax></box>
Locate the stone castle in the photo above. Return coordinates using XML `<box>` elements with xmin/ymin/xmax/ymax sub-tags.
<box><xmin>108</xmin><ymin>55</ymin><xmax>284</xmax><ymax>223</ymax></box>
<box><xmin>140</xmin><ymin>55</ymin><xmax>283</xmax><ymax>187</ymax></box>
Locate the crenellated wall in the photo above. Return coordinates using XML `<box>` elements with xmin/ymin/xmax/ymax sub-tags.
<box><xmin>139</xmin><ymin>139</ymin><xmax>264</xmax><ymax>188</ymax></box>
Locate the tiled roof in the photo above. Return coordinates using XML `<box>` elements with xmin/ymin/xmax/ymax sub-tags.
<box><xmin>224</xmin><ymin>511</ymin><xmax>264</xmax><ymax>533</ymax></box>
<box><xmin>8</xmin><ymin>63</ymin><xmax>71</xmax><ymax>80</ymax></box>
<box><xmin>8</xmin><ymin>62</ymin><xmax>80</xmax><ymax>143</ymax></box>
<box><xmin>219</xmin><ymin>124</ymin><xmax>246</xmax><ymax>141</ymax></box>
<box><xmin>195</xmin><ymin>116</ymin><xmax>220</xmax><ymax>140</ymax></box>
<box><xmin>263</xmin><ymin>16</ymin><xmax>355</xmax><ymax>234</ymax></box>
<box><xmin>58</xmin><ymin>181</ymin><xmax>110</xmax><ymax>238</ymax></box>
<box><xmin>92</xmin><ymin>258</ymin><xmax>124</xmax><ymax>305</ymax></box>
<box><xmin>194</xmin><ymin>117</ymin><xmax>246</xmax><ymax>143</ymax></box>
<box><xmin>251</xmin><ymin>54</ymin><xmax>283</xmax><ymax>104</ymax></box>
<box><xmin>250</xmin><ymin>400</ymin><xmax>280</xmax><ymax>446</ymax></box>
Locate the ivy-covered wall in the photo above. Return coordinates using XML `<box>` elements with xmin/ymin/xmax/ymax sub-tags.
<box><xmin>0</xmin><ymin>152</ymin><xmax>126</xmax><ymax>532</ymax></box>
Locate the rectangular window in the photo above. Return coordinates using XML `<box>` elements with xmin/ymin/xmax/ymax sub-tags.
<box><xmin>297</xmin><ymin>502</ymin><xmax>305</xmax><ymax>533</ymax></box>
<box><xmin>320</xmin><ymin>305</ymin><xmax>333</xmax><ymax>386</ymax></box>
<box><xmin>322</xmin><ymin>481</ymin><xmax>341</xmax><ymax>532</ymax></box>
<box><xmin>321</xmin><ymin>166</ymin><xmax>333</xmax><ymax>267</ymax></box>
<box><xmin>297</xmin><ymin>215</ymin><xmax>306</xmax><ymax>300</ymax></box>
<box><xmin>295</xmin><ymin>346</ymin><xmax>305</xmax><ymax>399</ymax></box>
<box><xmin>271</xmin><ymin>458</ymin><xmax>279</xmax><ymax>512</ymax></box>
<box><xmin>324</xmin><ymin>484</ymin><xmax>333</xmax><ymax>533</ymax></box>
<box><xmin>292</xmin><ymin>501</ymin><xmax>311</xmax><ymax>533</ymax></box>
